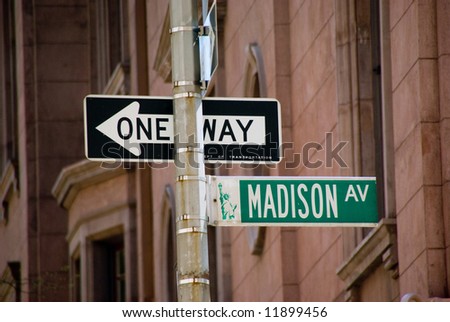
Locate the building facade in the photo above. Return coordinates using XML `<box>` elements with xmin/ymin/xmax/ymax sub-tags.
<box><xmin>1</xmin><ymin>0</ymin><xmax>449</xmax><ymax>302</ymax></box>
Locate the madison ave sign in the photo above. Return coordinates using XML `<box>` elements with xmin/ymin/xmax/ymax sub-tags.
<box><xmin>84</xmin><ymin>95</ymin><xmax>281</xmax><ymax>163</ymax></box>
<box><xmin>207</xmin><ymin>176</ymin><xmax>379</xmax><ymax>226</ymax></box>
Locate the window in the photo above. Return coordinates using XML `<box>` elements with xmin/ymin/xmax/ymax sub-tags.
<box><xmin>92</xmin><ymin>235</ymin><xmax>125</xmax><ymax>301</ymax></box>
<box><xmin>72</xmin><ymin>257</ymin><xmax>81</xmax><ymax>302</ymax></box>
<box><xmin>0</xmin><ymin>0</ymin><xmax>18</xmax><ymax>172</ymax></box>
<box><xmin>1</xmin><ymin>200</ymin><xmax>8</xmax><ymax>224</ymax></box>
<box><xmin>0</xmin><ymin>0</ymin><xmax>18</xmax><ymax>227</ymax></box>
<box><xmin>357</xmin><ymin>0</ymin><xmax>386</xmax><ymax>228</ymax></box>
<box><xmin>91</xmin><ymin>0</ymin><xmax>129</xmax><ymax>94</ymax></box>
<box><xmin>114</xmin><ymin>247</ymin><xmax>125</xmax><ymax>301</ymax></box>
<box><xmin>0</xmin><ymin>262</ymin><xmax>21</xmax><ymax>302</ymax></box>
<box><xmin>336</xmin><ymin>0</ymin><xmax>395</xmax><ymax>238</ymax></box>
<box><xmin>336</xmin><ymin>0</ymin><xmax>398</xmax><ymax>301</ymax></box>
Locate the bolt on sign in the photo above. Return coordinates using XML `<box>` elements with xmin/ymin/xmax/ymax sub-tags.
<box><xmin>207</xmin><ymin>176</ymin><xmax>379</xmax><ymax>227</ymax></box>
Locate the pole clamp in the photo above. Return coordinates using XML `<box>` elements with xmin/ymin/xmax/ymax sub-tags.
<box><xmin>169</xmin><ymin>26</ymin><xmax>200</xmax><ymax>34</ymax></box>
<box><xmin>169</xmin><ymin>25</ymin><xmax>210</xmax><ymax>36</ymax></box>
<box><xmin>177</xmin><ymin>214</ymin><xmax>209</xmax><ymax>222</ymax></box>
<box><xmin>173</xmin><ymin>80</ymin><xmax>202</xmax><ymax>87</ymax></box>
<box><xmin>177</xmin><ymin>226</ymin><xmax>208</xmax><ymax>235</ymax></box>
<box><xmin>178</xmin><ymin>277</ymin><xmax>210</xmax><ymax>286</ymax></box>
<box><xmin>198</xmin><ymin>26</ymin><xmax>211</xmax><ymax>36</ymax></box>
<box><xmin>173</xmin><ymin>92</ymin><xmax>202</xmax><ymax>100</ymax></box>
<box><xmin>177</xmin><ymin>175</ymin><xmax>207</xmax><ymax>182</ymax></box>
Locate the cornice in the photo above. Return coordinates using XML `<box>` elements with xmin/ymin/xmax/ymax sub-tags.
<box><xmin>52</xmin><ymin>160</ymin><xmax>128</xmax><ymax>210</ymax></box>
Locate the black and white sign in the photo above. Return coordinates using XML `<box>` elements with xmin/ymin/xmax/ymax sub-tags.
<box><xmin>84</xmin><ymin>95</ymin><xmax>281</xmax><ymax>163</ymax></box>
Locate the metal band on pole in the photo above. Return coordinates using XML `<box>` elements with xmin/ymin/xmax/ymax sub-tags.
<box><xmin>178</xmin><ymin>277</ymin><xmax>210</xmax><ymax>286</ymax></box>
<box><xmin>176</xmin><ymin>175</ymin><xmax>207</xmax><ymax>182</ymax></box>
<box><xmin>169</xmin><ymin>26</ymin><xmax>200</xmax><ymax>34</ymax></box>
<box><xmin>177</xmin><ymin>214</ymin><xmax>209</xmax><ymax>222</ymax></box>
<box><xmin>173</xmin><ymin>92</ymin><xmax>202</xmax><ymax>100</ymax></box>
<box><xmin>173</xmin><ymin>80</ymin><xmax>202</xmax><ymax>87</ymax></box>
<box><xmin>177</xmin><ymin>226</ymin><xmax>208</xmax><ymax>235</ymax></box>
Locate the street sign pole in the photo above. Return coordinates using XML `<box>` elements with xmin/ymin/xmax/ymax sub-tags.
<box><xmin>169</xmin><ymin>0</ymin><xmax>210</xmax><ymax>301</ymax></box>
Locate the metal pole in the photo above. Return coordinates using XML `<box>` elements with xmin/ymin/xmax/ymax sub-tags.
<box><xmin>169</xmin><ymin>0</ymin><xmax>211</xmax><ymax>301</ymax></box>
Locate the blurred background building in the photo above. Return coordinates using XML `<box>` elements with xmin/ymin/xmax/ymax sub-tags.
<box><xmin>1</xmin><ymin>0</ymin><xmax>449</xmax><ymax>302</ymax></box>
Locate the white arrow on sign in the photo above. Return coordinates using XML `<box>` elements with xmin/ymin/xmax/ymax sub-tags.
<box><xmin>95</xmin><ymin>101</ymin><xmax>266</xmax><ymax>157</ymax></box>
<box><xmin>96</xmin><ymin>101</ymin><xmax>174</xmax><ymax>157</ymax></box>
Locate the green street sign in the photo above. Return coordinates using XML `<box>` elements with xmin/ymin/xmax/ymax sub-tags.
<box><xmin>207</xmin><ymin>176</ymin><xmax>379</xmax><ymax>227</ymax></box>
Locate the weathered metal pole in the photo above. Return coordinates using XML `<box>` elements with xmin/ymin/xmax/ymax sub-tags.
<box><xmin>169</xmin><ymin>0</ymin><xmax>211</xmax><ymax>301</ymax></box>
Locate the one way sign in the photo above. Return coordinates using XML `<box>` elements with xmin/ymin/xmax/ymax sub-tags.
<box><xmin>83</xmin><ymin>95</ymin><xmax>281</xmax><ymax>163</ymax></box>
